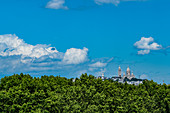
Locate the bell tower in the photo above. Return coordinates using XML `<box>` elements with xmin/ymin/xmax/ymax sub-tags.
<box><xmin>131</xmin><ymin>72</ymin><xmax>135</xmax><ymax>78</ymax></box>
<box><xmin>126</xmin><ymin>66</ymin><xmax>131</xmax><ymax>78</ymax></box>
<box><xmin>102</xmin><ymin>73</ymin><xmax>104</xmax><ymax>80</ymax></box>
<box><xmin>118</xmin><ymin>66</ymin><xmax>121</xmax><ymax>77</ymax></box>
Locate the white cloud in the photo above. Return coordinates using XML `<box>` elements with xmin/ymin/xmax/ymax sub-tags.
<box><xmin>134</xmin><ymin>37</ymin><xmax>162</xmax><ymax>50</ymax></box>
<box><xmin>88</xmin><ymin>58</ymin><xmax>113</xmax><ymax>73</ymax></box>
<box><xmin>0</xmin><ymin>34</ymin><xmax>111</xmax><ymax>78</ymax></box>
<box><xmin>94</xmin><ymin>0</ymin><xmax>145</xmax><ymax>6</ymax></box>
<box><xmin>95</xmin><ymin>0</ymin><xmax>120</xmax><ymax>5</ymax></box>
<box><xmin>0</xmin><ymin>34</ymin><xmax>90</xmax><ymax>65</ymax></box>
<box><xmin>46</xmin><ymin>0</ymin><xmax>68</xmax><ymax>10</ymax></box>
<box><xmin>134</xmin><ymin>37</ymin><xmax>162</xmax><ymax>55</ymax></box>
<box><xmin>45</xmin><ymin>0</ymin><xmax>146</xmax><ymax>10</ymax></box>
<box><xmin>62</xmin><ymin>47</ymin><xmax>88</xmax><ymax>64</ymax></box>
<box><xmin>89</xmin><ymin>61</ymin><xmax>107</xmax><ymax>67</ymax></box>
<box><xmin>137</xmin><ymin>50</ymin><xmax>150</xmax><ymax>55</ymax></box>
<box><xmin>88</xmin><ymin>67</ymin><xmax>98</xmax><ymax>71</ymax></box>
<box><xmin>0</xmin><ymin>34</ymin><xmax>59</xmax><ymax>59</ymax></box>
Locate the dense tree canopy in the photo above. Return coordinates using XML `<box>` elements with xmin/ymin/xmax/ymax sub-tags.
<box><xmin>0</xmin><ymin>73</ymin><xmax>169</xmax><ymax>112</ymax></box>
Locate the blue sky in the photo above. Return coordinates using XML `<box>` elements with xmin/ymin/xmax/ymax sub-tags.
<box><xmin>0</xmin><ymin>0</ymin><xmax>170</xmax><ymax>84</ymax></box>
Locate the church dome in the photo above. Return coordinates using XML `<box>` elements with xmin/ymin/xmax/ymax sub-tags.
<box><xmin>118</xmin><ymin>66</ymin><xmax>121</xmax><ymax>70</ymax></box>
<box><xmin>126</xmin><ymin>67</ymin><xmax>130</xmax><ymax>72</ymax></box>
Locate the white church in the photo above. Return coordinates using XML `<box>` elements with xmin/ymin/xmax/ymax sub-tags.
<box><xmin>97</xmin><ymin>66</ymin><xmax>144</xmax><ymax>85</ymax></box>
<box><xmin>72</xmin><ymin>66</ymin><xmax>144</xmax><ymax>85</ymax></box>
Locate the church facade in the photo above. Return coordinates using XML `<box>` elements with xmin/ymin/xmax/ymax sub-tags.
<box><xmin>119</xmin><ymin>66</ymin><xmax>135</xmax><ymax>80</ymax></box>
<box><xmin>97</xmin><ymin>66</ymin><xmax>144</xmax><ymax>85</ymax></box>
<box><xmin>72</xmin><ymin>66</ymin><xmax>145</xmax><ymax>85</ymax></box>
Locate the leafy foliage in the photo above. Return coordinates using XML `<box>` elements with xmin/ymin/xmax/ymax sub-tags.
<box><xmin>0</xmin><ymin>73</ymin><xmax>169</xmax><ymax>112</ymax></box>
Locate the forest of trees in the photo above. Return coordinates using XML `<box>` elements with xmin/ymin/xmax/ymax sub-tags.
<box><xmin>0</xmin><ymin>73</ymin><xmax>169</xmax><ymax>113</ymax></box>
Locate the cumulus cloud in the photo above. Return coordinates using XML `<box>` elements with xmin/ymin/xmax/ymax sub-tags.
<box><xmin>62</xmin><ymin>47</ymin><xmax>88</xmax><ymax>64</ymax></box>
<box><xmin>0</xmin><ymin>34</ymin><xmax>90</xmax><ymax>64</ymax></box>
<box><xmin>0</xmin><ymin>34</ymin><xmax>110</xmax><ymax>77</ymax></box>
<box><xmin>134</xmin><ymin>37</ymin><xmax>162</xmax><ymax>55</ymax></box>
<box><xmin>0</xmin><ymin>34</ymin><xmax>59</xmax><ymax>59</ymax></box>
<box><xmin>134</xmin><ymin>37</ymin><xmax>162</xmax><ymax>50</ymax></box>
<box><xmin>46</xmin><ymin>0</ymin><xmax>68</xmax><ymax>10</ymax></box>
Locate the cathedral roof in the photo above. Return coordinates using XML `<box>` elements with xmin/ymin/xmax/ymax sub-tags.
<box><xmin>119</xmin><ymin>66</ymin><xmax>121</xmax><ymax>70</ymax></box>
<box><xmin>126</xmin><ymin>67</ymin><xmax>130</xmax><ymax>72</ymax></box>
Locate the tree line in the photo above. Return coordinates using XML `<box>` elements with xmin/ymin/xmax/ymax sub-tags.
<box><xmin>0</xmin><ymin>73</ymin><xmax>169</xmax><ymax>113</ymax></box>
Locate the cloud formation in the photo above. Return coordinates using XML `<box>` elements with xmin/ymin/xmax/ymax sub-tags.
<box><xmin>95</xmin><ymin>0</ymin><xmax>145</xmax><ymax>6</ymax></box>
<box><xmin>46</xmin><ymin>0</ymin><xmax>68</xmax><ymax>10</ymax></box>
<box><xmin>134</xmin><ymin>37</ymin><xmax>162</xmax><ymax>55</ymax></box>
<box><xmin>62</xmin><ymin>47</ymin><xmax>88</xmax><ymax>64</ymax></box>
<box><xmin>134</xmin><ymin>37</ymin><xmax>162</xmax><ymax>50</ymax></box>
<box><xmin>137</xmin><ymin>50</ymin><xmax>150</xmax><ymax>55</ymax></box>
<box><xmin>0</xmin><ymin>34</ymin><xmax>110</xmax><ymax>78</ymax></box>
<box><xmin>95</xmin><ymin>0</ymin><xmax>120</xmax><ymax>6</ymax></box>
<box><xmin>0</xmin><ymin>34</ymin><xmax>59</xmax><ymax>59</ymax></box>
<box><xmin>89</xmin><ymin>61</ymin><xmax>107</xmax><ymax>67</ymax></box>
<box><xmin>46</xmin><ymin>0</ymin><xmax>146</xmax><ymax>10</ymax></box>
